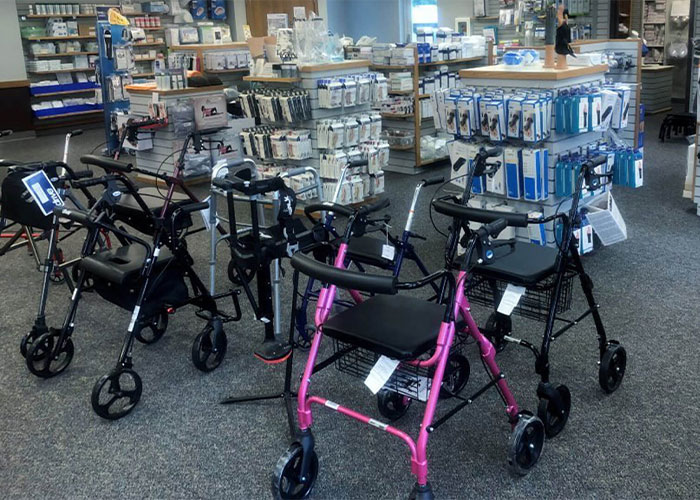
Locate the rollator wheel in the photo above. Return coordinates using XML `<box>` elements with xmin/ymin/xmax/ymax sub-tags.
<box><xmin>134</xmin><ymin>310</ymin><xmax>168</xmax><ymax>345</ymax></box>
<box><xmin>485</xmin><ymin>312</ymin><xmax>511</xmax><ymax>353</ymax></box>
<box><xmin>227</xmin><ymin>259</ymin><xmax>256</xmax><ymax>286</ymax></box>
<box><xmin>507</xmin><ymin>413</ymin><xmax>545</xmax><ymax>476</ymax></box>
<box><xmin>295</xmin><ymin>326</ymin><xmax>315</xmax><ymax>351</ymax></box>
<box><xmin>191</xmin><ymin>324</ymin><xmax>227</xmax><ymax>372</ymax></box>
<box><xmin>26</xmin><ymin>331</ymin><xmax>74</xmax><ymax>378</ymax></box>
<box><xmin>599</xmin><ymin>343</ymin><xmax>627</xmax><ymax>394</ymax></box>
<box><xmin>70</xmin><ymin>265</ymin><xmax>94</xmax><ymax>292</ymax></box>
<box><xmin>377</xmin><ymin>389</ymin><xmax>412</xmax><ymax>421</ymax></box>
<box><xmin>537</xmin><ymin>384</ymin><xmax>571</xmax><ymax>438</ymax></box>
<box><xmin>49</xmin><ymin>248</ymin><xmax>66</xmax><ymax>283</ymax></box>
<box><xmin>272</xmin><ymin>443</ymin><xmax>319</xmax><ymax>499</ymax></box>
<box><xmin>91</xmin><ymin>368</ymin><xmax>142</xmax><ymax>420</ymax></box>
<box><xmin>20</xmin><ymin>326</ymin><xmax>47</xmax><ymax>358</ymax></box>
<box><xmin>439</xmin><ymin>353</ymin><xmax>470</xmax><ymax>399</ymax></box>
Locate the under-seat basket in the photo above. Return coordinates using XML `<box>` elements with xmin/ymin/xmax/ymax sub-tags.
<box><xmin>331</xmin><ymin>335</ymin><xmax>466</xmax><ymax>402</ymax></box>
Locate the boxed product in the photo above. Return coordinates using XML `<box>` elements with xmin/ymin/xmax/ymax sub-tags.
<box><xmin>456</xmin><ymin>96</ymin><xmax>474</xmax><ymax>138</ymax></box>
<box><xmin>505</xmin><ymin>147</ymin><xmax>523</xmax><ymax>199</ymax></box>
<box><xmin>507</xmin><ymin>95</ymin><xmax>524</xmax><ymax>138</ymax></box>
<box><xmin>193</xmin><ymin>94</ymin><xmax>227</xmax><ymax>130</ymax></box>
<box><xmin>522</xmin><ymin>98</ymin><xmax>539</xmax><ymax>142</ymax></box>
<box><xmin>485</xmin><ymin>150</ymin><xmax>506</xmax><ymax>195</ymax></box>
<box><xmin>486</xmin><ymin>99</ymin><xmax>505</xmax><ymax>142</ymax></box>
<box><xmin>522</xmin><ymin>148</ymin><xmax>544</xmax><ymax>201</ymax></box>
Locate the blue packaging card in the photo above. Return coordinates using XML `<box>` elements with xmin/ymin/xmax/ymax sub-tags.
<box><xmin>505</xmin><ymin>147</ymin><xmax>523</xmax><ymax>199</ymax></box>
<box><xmin>522</xmin><ymin>148</ymin><xmax>540</xmax><ymax>200</ymax></box>
<box><xmin>555</xmin><ymin>158</ymin><xmax>566</xmax><ymax>196</ymax></box>
<box><xmin>555</xmin><ymin>96</ymin><xmax>566</xmax><ymax>134</ymax></box>
<box><xmin>542</xmin><ymin>148</ymin><xmax>549</xmax><ymax>199</ymax></box>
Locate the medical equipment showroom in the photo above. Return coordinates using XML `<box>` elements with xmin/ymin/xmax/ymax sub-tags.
<box><xmin>0</xmin><ymin>0</ymin><xmax>698</xmax><ymax>498</ymax></box>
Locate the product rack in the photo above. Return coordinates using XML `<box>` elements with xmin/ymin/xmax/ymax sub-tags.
<box><xmin>454</xmin><ymin>63</ymin><xmax>614</xmax><ymax>247</ymax></box>
<box><xmin>371</xmin><ymin>46</ymin><xmax>486</xmax><ymax>175</ymax></box>
<box><xmin>168</xmin><ymin>42</ymin><xmax>251</xmax><ymax>86</ymax></box>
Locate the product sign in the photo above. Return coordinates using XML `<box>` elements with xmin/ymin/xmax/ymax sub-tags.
<box><xmin>21</xmin><ymin>170</ymin><xmax>64</xmax><ymax>216</ymax></box>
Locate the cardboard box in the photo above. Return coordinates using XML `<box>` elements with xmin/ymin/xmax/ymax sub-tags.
<box><xmin>193</xmin><ymin>94</ymin><xmax>228</xmax><ymax>130</ymax></box>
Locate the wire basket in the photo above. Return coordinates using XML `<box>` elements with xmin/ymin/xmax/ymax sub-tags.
<box><xmin>332</xmin><ymin>335</ymin><xmax>466</xmax><ymax>402</ymax></box>
<box><xmin>465</xmin><ymin>270</ymin><xmax>576</xmax><ymax>322</ymax></box>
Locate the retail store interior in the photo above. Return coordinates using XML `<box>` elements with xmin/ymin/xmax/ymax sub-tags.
<box><xmin>0</xmin><ymin>1</ymin><xmax>698</xmax><ymax>499</ymax></box>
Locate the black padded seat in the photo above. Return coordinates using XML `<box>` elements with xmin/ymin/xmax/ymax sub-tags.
<box><xmin>113</xmin><ymin>188</ymin><xmax>192</xmax><ymax>234</ymax></box>
<box><xmin>80</xmin><ymin>244</ymin><xmax>173</xmax><ymax>285</ymax></box>
<box><xmin>331</xmin><ymin>235</ymin><xmax>394</xmax><ymax>268</ymax></box>
<box><xmin>471</xmin><ymin>241</ymin><xmax>559</xmax><ymax>286</ymax></box>
<box><xmin>322</xmin><ymin>295</ymin><xmax>445</xmax><ymax>360</ymax></box>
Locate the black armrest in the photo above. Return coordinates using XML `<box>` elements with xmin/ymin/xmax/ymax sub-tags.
<box><xmin>291</xmin><ymin>253</ymin><xmax>397</xmax><ymax>295</ymax></box>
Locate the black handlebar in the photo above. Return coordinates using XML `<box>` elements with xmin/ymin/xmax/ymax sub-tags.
<box><xmin>305</xmin><ymin>202</ymin><xmax>355</xmax><ymax>219</ymax></box>
<box><xmin>348</xmin><ymin>159</ymin><xmax>369</xmax><ymax>168</ymax></box>
<box><xmin>482</xmin><ymin>218</ymin><xmax>507</xmax><ymax>238</ymax></box>
<box><xmin>53</xmin><ymin>207</ymin><xmax>92</xmax><ymax>227</ymax></box>
<box><xmin>0</xmin><ymin>130</ymin><xmax>12</xmax><ymax>137</ymax></box>
<box><xmin>69</xmin><ymin>129</ymin><xmax>83</xmax><ymax>137</ymax></box>
<box><xmin>179</xmin><ymin>201</ymin><xmax>209</xmax><ymax>214</ymax></box>
<box><xmin>81</xmin><ymin>154</ymin><xmax>133</xmax><ymax>173</ymax></box>
<box><xmin>422</xmin><ymin>176</ymin><xmax>445</xmax><ymax>187</ymax></box>
<box><xmin>357</xmin><ymin>197</ymin><xmax>390</xmax><ymax>217</ymax></box>
<box><xmin>71</xmin><ymin>170</ymin><xmax>93</xmax><ymax>180</ymax></box>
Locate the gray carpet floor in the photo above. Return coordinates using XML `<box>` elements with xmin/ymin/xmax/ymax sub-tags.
<box><xmin>0</xmin><ymin>112</ymin><xmax>698</xmax><ymax>499</ymax></box>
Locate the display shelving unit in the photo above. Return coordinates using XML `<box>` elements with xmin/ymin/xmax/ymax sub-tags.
<box><xmin>454</xmin><ymin>63</ymin><xmax>613</xmax><ymax>247</ymax></box>
<box><xmin>371</xmin><ymin>47</ymin><xmax>485</xmax><ymax>175</ymax></box>
<box><xmin>169</xmin><ymin>42</ymin><xmax>250</xmax><ymax>86</ymax></box>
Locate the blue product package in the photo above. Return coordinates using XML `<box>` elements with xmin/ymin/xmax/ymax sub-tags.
<box><xmin>542</xmin><ymin>148</ymin><xmax>549</xmax><ymax>199</ymax></box>
<box><xmin>209</xmin><ymin>0</ymin><xmax>226</xmax><ymax>19</ymax></box>
<box><xmin>522</xmin><ymin>148</ymin><xmax>540</xmax><ymax>200</ymax></box>
<box><xmin>190</xmin><ymin>0</ymin><xmax>208</xmax><ymax>19</ymax></box>
<box><xmin>555</xmin><ymin>96</ymin><xmax>566</xmax><ymax>133</ymax></box>
<box><xmin>555</xmin><ymin>157</ymin><xmax>565</xmax><ymax>195</ymax></box>
<box><xmin>505</xmin><ymin>147</ymin><xmax>523</xmax><ymax>199</ymax></box>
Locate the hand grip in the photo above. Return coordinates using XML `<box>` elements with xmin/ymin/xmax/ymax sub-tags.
<box><xmin>179</xmin><ymin>201</ymin><xmax>209</xmax><ymax>214</ymax></box>
<box><xmin>80</xmin><ymin>154</ymin><xmax>133</xmax><ymax>173</ymax></box>
<box><xmin>213</xmin><ymin>178</ymin><xmax>235</xmax><ymax>190</ymax></box>
<box><xmin>357</xmin><ymin>197</ymin><xmax>390</xmax><ymax>217</ymax></box>
<box><xmin>0</xmin><ymin>130</ymin><xmax>13</xmax><ymax>137</ymax></box>
<box><xmin>348</xmin><ymin>159</ymin><xmax>369</xmax><ymax>168</ymax></box>
<box><xmin>305</xmin><ymin>202</ymin><xmax>354</xmax><ymax>218</ymax></box>
<box><xmin>54</xmin><ymin>207</ymin><xmax>92</xmax><ymax>227</ymax></box>
<box><xmin>72</xmin><ymin>176</ymin><xmax>113</xmax><ymax>189</ymax></box>
<box><xmin>69</xmin><ymin>129</ymin><xmax>83</xmax><ymax>137</ymax></box>
<box><xmin>585</xmin><ymin>155</ymin><xmax>608</xmax><ymax>169</ymax></box>
<box><xmin>421</xmin><ymin>176</ymin><xmax>445</xmax><ymax>187</ymax></box>
<box><xmin>484</xmin><ymin>218</ymin><xmax>507</xmax><ymax>238</ymax></box>
<box><xmin>71</xmin><ymin>170</ymin><xmax>93</xmax><ymax>180</ymax></box>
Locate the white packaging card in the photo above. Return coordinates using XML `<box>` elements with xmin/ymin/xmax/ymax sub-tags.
<box><xmin>364</xmin><ymin>356</ymin><xmax>400</xmax><ymax>394</ymax></box>
<box><xmin>496</xmin><ymin>284</ymin><xmax>526</xmax><ymax>316</ymax></box>
<box><xmin>381</xmin><ymin>244</ymin><xmax>395</xmax><ymax>260</ymax></box>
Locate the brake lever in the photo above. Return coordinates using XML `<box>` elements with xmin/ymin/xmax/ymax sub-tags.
<box><xmin>410</xmin><ymin>232</ymin><xmax>427</xmax><ymax>241</ymax></box>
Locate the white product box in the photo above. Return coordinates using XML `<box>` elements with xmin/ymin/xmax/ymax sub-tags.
<box><xmin>507</xmin><ymin>96</ymin><xmax>524</xmax><ymax>138</ymax></box>
<box><xmin>528</xmin><ymin>211</ymin><xmax>547</xmax><ymax>245</ymax></box>
<box><xmin>486</xmin><ymin>100</ymin><xmax>505</xmax><ymax>142</ymax></box>
<box><xmin>456</xmin><ymin>97</ymin><xmax>474</xmax><ymax>138</ymax></box>
<box><xmin>485</xmin><ymin>151</ymin><xmax>506</xmax><ymax>195</ymax></box>
<box><xmin>522</xmin><ymin>98</ymin><xmax>539</xmax><ymax>142</ymax></box>
<box><xmin>445</xmin><ymin>97</ymin><xmax>458</xmax><ymax>135</ymax></box>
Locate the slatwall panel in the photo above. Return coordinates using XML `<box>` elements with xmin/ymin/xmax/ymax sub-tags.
<box><xmin>592</xmin><ymin>0</ymin><xmax>610</xmax><ymax>39</ymax></box>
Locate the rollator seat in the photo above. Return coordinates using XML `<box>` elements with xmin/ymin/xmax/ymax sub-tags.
<box><xmin>322</xmin><ymin>295</ymin><xmax>444</xmax><ymax>360</ymax></box>
<box><xmin>114</xmin><ymin>188</ymin><xmax>192</xmax><ymax>234</ymax></box>
<box><xmin>472</xmin><ymin>241</ymin><xmax>559</xmax><ymax>286</ymax></box>
<box><xmin>80</xmin><ymin>244</ymin><xmax>173</xmax><ymax>285</ymax></box>
<box><xmin>331</xmin><ymin>236</ymin><xmax>394</xmax><ymax>268</ymax></box>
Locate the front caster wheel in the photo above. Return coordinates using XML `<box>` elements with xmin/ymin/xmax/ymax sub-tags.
<box><xmin>191</xmin><ymin>324</ymin><xmax>227</xmax><ymax>372</ymax></box>
<box><xmin>272</xmin><ymin>443</ymin><xmax>319</xmax><ymax>499</ymax></box>
<box><xmin>26</xmin><ymin>331</ymin><xmax>74</xmax><ymax>378</ymax></box>
<box><xmin>20</xmin><ymin>324</ymin><xmax>48</xmax><ymax>358</ymax></box>
<box><xmin>537</xmin><ymin>384</ymin><xmax>571</xmax><ymax>438</ymax></box>
<box><xmin>485</xmin><ymin>312</ymin><xmax>511</xmax><ymax>353</ymax></box>
<box><xmin>49</xmin><ymin>248</ymin><xmax>66</xmax><ymax>283</ymax></box>
<box><xmin>599</xmin><ymin>343</ymin><xmax>626</xmax><ymax>393</ymax></box>
<box><xmin>134</xmin><ymin>310</ymin><xmax>168</xmax><ymax>345</ymax></box>
<box><xmin>377</xmin><ymin>389</ymin><xmax>412</xmax><ymax>421</ymax></box>
<box><xmin>91</xmin><ymin>368</ymin><xmax>142</xmax><ymax>420</ymax></box>
<box><xmin>439</xmin><ymin>353</ymin><xmax>470</xmax><ymax>399</ymax></box>
<box><xmin>508</xmin><ymin>413</ymin><xmax>545</xmax><ymax>476</ymax></box>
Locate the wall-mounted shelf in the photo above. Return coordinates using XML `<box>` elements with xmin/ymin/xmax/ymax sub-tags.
<box><xmin>132</xmin><ymin>72</ymin><xmax>155</xmax><ymax>78</ymax></box>
<box><xmin>169</xmin><ymin>42</ymin><xmax>248</xmax><ymax>51</ymax></box>
<box><xmin>388</xmin><ymin>89</ymin><xmax>413</xmax><ymax>95</ymax></box>
<box><xmin>32</xmin><ymin>52</ymin><xmax>98</xmax><ymax>58</ymax></box>
<box><xmin>206</xmin><ymin>68</ymin><xmax>250</xmax><ymax>74</ymax></box>
<box><xmin>30</xmin><ymin>68</ymin><xmax>94</xmax><ymax>74</ymax></box>
<box><xmin>243</xmin><ymin>76</ymin><xmax>300</xmax><ymax>83</ymax></box>
<box><xmin>25</xmin><ymin>14</ymin><xmax>95</xmax><ymax>19</ymax></box>
<box><xmin>36</xmin><ymin>109</ymin><xmax>102</xmax><ymax>120</ymax></box>
<box><xmin>133</xmin><ymin>42</ymin><xmax>165</xmax><ymax>47</ymax></box>
<box><xmin>26</xmin><ymin>35</ymin><xmax>95</xmax><ymax>41</ymax></box>
<box><xmin>31</xmin><ymin>88</ymin><xmax>100</xmax><ymax>97</ymax></box>
<box><xmin>381</xmin><ymin>112</ymin><xmax>414</xmax><ymax>119</ymax></box>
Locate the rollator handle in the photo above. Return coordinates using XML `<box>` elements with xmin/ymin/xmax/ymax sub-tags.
<box><xmin>53</xmin><ymin>207</ymin><xmax>93</xmax><ymax>227</ymax></box>
<box><xmin>69</xmin><ymin>129</ymin><xmax>83</xmax><ymax>137</ymax></box>
<box><xmin>357</xmin><ymin>197</ymin><xmax>390</xmax><ymax>217</ymax></box>
<box><xmin>305</xmin><ymin>202</ymin><xmax>354</xmax><ymax>219</ymax></box>
<box><xmin>421</xmin><ymin>176</ymin><xmax>445</xmax><ymax>187</ymax></box>
<box><xmin>483</xmin><ymin>218</ymin><xmax>507</xmax><ymax>238</ymax></box>
<box><xmin>347</xmin><ymin>159</ymin><xmax>369</xmax><ymax>168</ymax></box>
<box><xmin>212</xmin><ymin>177</ymin><xmax>235</xmax><ymax>190</ymax></box>
<box><xmin>179</xmin><ymin>201</ymin><xmax>209</xmax><ymax>214</ymax></box>
<box><xmin>71</xmin><ymin>170</ymin><xmax>93</xmax><ymax>180</ymax></box>
<box><xmin>80</xmin><ymin>155</ymin><xmax>133</xmax><ymax>173</ymax></box>
<box><xmin>72</xmin><ymin>175</ymin><xmax>117</xmax><ymax>189</ymax></box>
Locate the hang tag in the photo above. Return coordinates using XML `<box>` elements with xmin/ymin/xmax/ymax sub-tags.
<box><xmin>381</xmin><ymin>244</ymin><xmax>395</xmax><ymax>261</ymax></box>
<box><xmin>199</xmin><ymin>195</ymin><xmax>213</xmax><ymax>231</ymax></box>
<box><xmin>364</xmin><ymin>355</ymin><xmax>400</xmax><ymax>394</ymax></box>
<box><xmin>21</xmin><ymin>170</ymin><xmax>64</xmax><ymax>216</ymax></box>
<box><xmin>496</xmin><ymin>284</ymin><xmax>526</xmax><ymax>316</ymax></box>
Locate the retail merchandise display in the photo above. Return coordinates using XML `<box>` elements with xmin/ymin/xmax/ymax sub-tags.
<box><xmin>239</xmin><ymin>89</ymin><xmax>312</xmax><ymax>123</ymax></box>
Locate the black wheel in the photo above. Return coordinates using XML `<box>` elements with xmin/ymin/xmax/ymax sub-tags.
<box><xmin>134</xmin><ymin>310</ymin><xmax>169</xmax><ymax>345</ymax></box>
<box><xmin>295</xmin><ymin>326</ymin><xmax>315</xmax><ymax>351</ymax></box>
<box><xmin>227</xmin><ymin>259</ymin><xmax>256</xmax><ymax>286</ymax></box>
<box><xmin>537</xmin><ymin>384</ymin><xmax>571</xmax><ymax>438</ymax></box>
<box><xmin>485</xmin><ymin>312</ymin><xmax>511</xmax><ymax>353</ymax></box>
<box><xmin>439</xmin><ymin>353</ymin><xmax>470</xmax><ymax>399</ymax></box>
<box><xmin>91</xmin><ymin>368</ymin><xmax>142</xmax><ymax>420</ymax></box>
<box><xmin>508</xmin><ymin>413</ymin><xmax>545</xmax><ymax>476</ymax></box>
<box><xmin>20</xmin><ymin>325</ymin><xmax>48</xmax><ymax>358</ymax></box>
<box><xmin>49</xmin><ymin>248</ymin><xmax>66</xmax><ymax>283</ymax></box>
<box><xmin>599</xmin><ymin>343</ymin><xmax>627</xmax><ymax>394</ymax></box>
<box><xmin>26</xmin><ymin>331</ymin><xmax>74</xmax><ymax>378</ymax></box>
<box><xmin>71</xmin><ymin>264</ymin><xmax>94</xmax><ymax>292</ymax></box>
<box><xmin>191</xmin><ymin>324</ymin><xmax>227</xmax><ymax>372</ymax></box>
<box><xmin>377</xmin><ymin>389</ymin><xmax>412</xmax><ymax>421</ymax></box>
<box><xmin>272</xmin><ymin>443</ymin><xmax>319</xmax><ymax>499</ymax></box>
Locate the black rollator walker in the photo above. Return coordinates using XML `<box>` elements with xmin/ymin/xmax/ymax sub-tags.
<box><xmin>26</xmin><ymin>131</ymin><xmax>243</xmax><ymax>420</ymax></box>
<box><xmin>432</xmin><ymin>148</ymin><xmax>627</xmax><ymax>438</ymax></box>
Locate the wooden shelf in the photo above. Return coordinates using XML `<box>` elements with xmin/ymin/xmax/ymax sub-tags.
<box><xmin>298</xmin><ymin>60</ymin><xmax>370</xmax><ymax>72</ymax></box>
<box><xmin>133</xmin><ymin>42</ymin><xmax>165</xmax><ymax>47</ymax></box>
<box><xmin>32</xmin><ymin>52</ymin><xmax>98</xmax><ymax>58</ymax></box>
<box><xmin>459</xmin><ymin>63</ymin><xmax>609</xmax><ymax>81</ymax></box>
<box><xmin>381</xmin><ymin>112</ymin><xmax>414</xmax><ymax>119</ymax></box>
<box><xmin>370</xmin><ymin>63</ymin><xmax>412</xmax><ymax>70</ymax></box>
<box><xmin>141</xmin><ymin>27</ymin><xmax>163</xmax><ymax>31</ymax></box>
<box><xmin>134</xmin><ymin>58</ymin><xmax>158</xmax><ymax>62</ymax></box>
<box><xmin>31</xmin><ymin>88</ymin><xmax>99</xmax><ymax>97</ymax></box>
<box><xmin>418</xmin><ymin>94</ymin><xmax>430</xmax><ymax>99</ymax></box>
<box><xmin>25</xmin><ymin>14</ymin><xmax>95</xmax><ymax>19</ymax></box>
<box><xmin>169</xmin><ymin>42</ymin><xmax>248</xmax><ymax>51</ymax></box>
<box><xmin>206</xmin><ymin>68</ymin><xmax>249</xmax><ymax>74</ymax></box>
<box><xmin>36</xmin><ymin>109</ymin><xmax>102</xmax><ymax>120</ymax></box>
<box><xmin>418</xmin><ymin>156</ymin><xmax>449</xmax><ymax>167</ymax></box>
<box><xmin>389</xmin><ymin>144</ymin><xmax>415</xmax><ymax>151</ymax></box>
<box><xmin>419</xmin><ymin>56</ymin><xmax>483</xmax><ymax>67</ymax></box>
<box><xmin>388</xmin><ymin>89</ymin><xmax>413</xmax><ymax>95</ymax></box>
<box><xmin>125</xmin><ymin>85</ymin><xmax>224</xmax><ymax>96</ymax></box>
<box><xmin>30</xmin><ymin>68</ymin><xmax>93</xmax><ymax>74</ymax></box>
<box><xmin>243</xmin><ymin>76</ymin><xmax>300</xmax><ymax>83</ymax></box>
<box><xmin>132</xmin><ymin>72</ymin><xmax>155</xmax><ymax>78</ymax></box>
<box><xmin>26</xmin><ymin>35</ymin><xmax>95</xmax><ymax>41</ymax></box>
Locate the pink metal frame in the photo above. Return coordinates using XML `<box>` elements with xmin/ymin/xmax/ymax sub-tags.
<box><xmin>295</xmin><ymin>242</ymin><xmax>520</xmax><ymax>487</ymax></box>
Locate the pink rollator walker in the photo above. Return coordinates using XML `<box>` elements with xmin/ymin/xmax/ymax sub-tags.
<box><xmin>272</xmin><ymin>198</ymin><xmax>545</xmax><ymax>499</ymax></box>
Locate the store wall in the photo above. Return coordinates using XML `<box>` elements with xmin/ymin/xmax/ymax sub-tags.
<box><xmin>2</xmin><ymin>2</ymin><xmax>28</xmax><ymax>83</ymax></box>
<box><xmin>326</xmin><ymin>0</ymin><xmax>403</xmax><ymax>42</ymax></box>
<box><xmin>437</xmin><ymin>0</ymin><xmax>474</xmax><ymax>29</ymax></box>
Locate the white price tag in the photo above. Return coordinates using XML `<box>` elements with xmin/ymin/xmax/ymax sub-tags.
<box><xmin>381</xmin><ymin>244</ymin><xmax>395</xmax><ymax>261</ymax></box>
<box><xmin>364</xmin><ymin>355</ymin><xmax>400</xmax><ymax>394</ymax></box>
<box><xmin>496</xmin><ymin>284</ymin><xmax>526</xmax><ymax>316</ymax></box>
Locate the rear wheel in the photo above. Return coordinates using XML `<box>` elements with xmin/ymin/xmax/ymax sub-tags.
<box><xmin>377</xmin><ymin>389</ymin><xmax>412</xmax><ymax>421</ymax></box>
<box><xmin>134</xmin><ymin>310</ymin><xmax>168</xmax><ymax>345</ymax></box>
<box><xmin>191</xmin><ymin>324</ymin><xmax>227</xmax><ymax>372</ymax></box>
<box><xmin>272</xmin><ymin>443</ymin><xmax>319</xmax><ymax>499</ymax></box>
<box><xmin>485</xmin><ymin>312</ymin><xmax>511</xmax><ymax>353</ymax></box>
<box><xmin>508</xmin><ymin>413</ymin><xmax>545</xmax><ymax>476</ymax></box>
<box><xmin>599</xmin><ymin>343</ymin><xmax>627</xmax><ymax>393</ymax></box>
<box><xmin>439</xmin><ymin>353</ymin><xmax>470</xmax><ymax>399</ymax></box>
